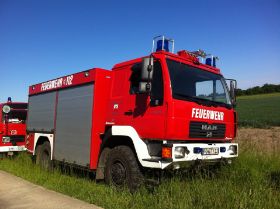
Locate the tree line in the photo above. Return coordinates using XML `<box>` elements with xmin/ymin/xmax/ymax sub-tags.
<box><xmin>236</xmin><ymin>84</ymin><xmax>280</xmax><ymax>96</ymax></box>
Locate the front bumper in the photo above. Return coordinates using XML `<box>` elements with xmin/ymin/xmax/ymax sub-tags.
<box><xmin>171</xmin><ymin>143</ymin><xmax>238</xmax><ymax>161</ymax></box>
<box><xmin>143</xmin><ymin>143</ymin><xmax>238</xmax><ymax>169</ymax></box>
<box><xmin>0</xmin><ymin>146</ymin><xmax>26</xmax><ymax>153</ymax></box>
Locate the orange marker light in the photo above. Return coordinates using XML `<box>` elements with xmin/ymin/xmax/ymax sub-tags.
<box><xmin>162</xmin><ymin>147</ymin><xmax>172</xmax><ymax>159</ymax></box>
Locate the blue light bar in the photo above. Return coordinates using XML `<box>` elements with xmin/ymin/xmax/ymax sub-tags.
<box><xmin>156</xmin><ymin>40</ymin><xmax>169</xmax><ymax>52</ymax></box>
<box><xmin>213</xmin><ymin>57</ymin><xmax>217</xmax><ymax>67</ymax></box>
<box><xmin>205</xmin><ymin>56</ymin><xmax>218</xmax><ymax>67</ymax></box>
<box><xmin>206</xmin><ymin>58</ymin><xmax>212</xmax><ymax>66</ymax></box>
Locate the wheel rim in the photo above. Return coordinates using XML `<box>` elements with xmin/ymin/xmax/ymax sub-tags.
<box><xmin>111</xmin><ymin>160</ymin><xmax>127</xmax><ymax>186</ymax></box>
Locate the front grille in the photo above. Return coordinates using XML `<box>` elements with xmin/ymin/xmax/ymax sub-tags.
<box><xmin>189</xmin><ymin>121</ymin><xmax>225</xmax><ymax>138</ymax></box>
<box><xmin>8</xmin><ymin>135</ymin><xmax>25</xmax><ymax>143</ymax></box>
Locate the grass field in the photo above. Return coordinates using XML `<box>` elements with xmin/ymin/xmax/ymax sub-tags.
<box><xmin>1</xmin><ymin>128</ymin><xmax>280</xmax><ymax>209</ymax></box>
<box><xmin>237</xmin><ymin>93</ymin><xmax>280</xmax><ymax>127</ymax></box>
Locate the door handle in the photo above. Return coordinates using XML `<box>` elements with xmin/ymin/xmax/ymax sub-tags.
<box><xmin>124</xmin><ymin>110</ymin><xmax>133</xmax><ymax>115</ymax></box>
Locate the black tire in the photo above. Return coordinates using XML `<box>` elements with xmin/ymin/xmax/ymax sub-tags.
<box><xmin>105</xmin><ymin>145</ymin><xmax>144</xmax><ymax>192</ymax></box>
<box><xmin>36</xmin><ymin>141</ymin><xmax>52</xmax><ymax>171</ymax></box>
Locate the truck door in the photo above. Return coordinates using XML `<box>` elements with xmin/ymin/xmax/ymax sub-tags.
<box><xmin>128</xmin><ymin>61</ymin><xmax>166</xmax><ymax>139</ymax></box>
<box><xmin>108</xmin><ymin>68</ymin><xmax>132</xmax><ymax>125</ymax></box>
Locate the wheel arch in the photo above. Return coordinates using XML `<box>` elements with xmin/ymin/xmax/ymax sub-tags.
<box><xmin>35</xmin><ymin>136</ymin><xmax>49</xmax><ymax>153</ymax></box>
<box><xmin>96</xmin><ymin>126</ymin><xmax>156</xmax><ymax>179</ymax></box>
<box><xmin>34</xmin><ymin>133</ymin><xmax>54</xmax><ymax>160</ymax></box>
<box><xmin>96</xmin><ymin>127</ymin><xmax>136</xmax><ymax>180</ymax></box>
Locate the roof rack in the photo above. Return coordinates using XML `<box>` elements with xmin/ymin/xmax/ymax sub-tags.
<box><xmin>190</xmin><ymin>49</ymin><xmax>219</xmax><ymax>67</ymax></box>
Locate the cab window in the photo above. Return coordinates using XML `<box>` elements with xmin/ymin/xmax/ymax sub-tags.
<box><xmin>130</xmin><ymin>61</ymin><xmax>164</xmax><ymax>105</ymax></box>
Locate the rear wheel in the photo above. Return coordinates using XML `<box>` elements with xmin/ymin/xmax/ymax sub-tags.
<box><xmin>36</xmin><ymin>141</ymin><xmax>52</xmax><ymax>170</ymax></box>
<box><xmin>105</xmin><ymin>145</ymin><xmax>144</xmax><ymax>192</ymax></box>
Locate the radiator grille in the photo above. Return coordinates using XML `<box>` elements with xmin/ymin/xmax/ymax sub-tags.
<box><xmin>9</xmin><ymin>135</ymin><xmax>25</xmax><ymax>143</ymax></box>
<box><xmin>189</xmin><ymin>122</ymin><xmax>225</xmax><ymax>138</ymax></box>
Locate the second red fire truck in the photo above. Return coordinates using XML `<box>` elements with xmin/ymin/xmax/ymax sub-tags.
<box><xmin>0</xmin><ymin>98</ymin><xmax>27</xmax><ymax>157</ymax></box>
<box><xmin>25</xmin><ymin>36</ymin><xmax>238</xmax><ymax>191</ymax></box>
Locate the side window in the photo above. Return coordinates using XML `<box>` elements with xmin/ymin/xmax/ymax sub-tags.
<box><xmin>130</xmin><ymin>63</ymin><xmax>142</xmax><ymax>94</ymax></box>
<box><xmin>130</xmin><ymin>61</ymin><xmax>164</xmax><ymax>105</ymax></box>
<box><xmin>215</xmin><ymin>80</ymin><xmax>227</xmax><ymax>103</ymax></box>
<box><xmin>151</xmin><ymin>62</ymin><xmax>164</xmax><ymax>105</ymax></box>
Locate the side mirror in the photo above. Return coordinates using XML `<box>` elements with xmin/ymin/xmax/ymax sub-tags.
<box><xmin>2</xmin><ymin>105</ymin><xmax>11</xmax><ymax>114</ymax></box>
<box><xmin>139</xmin><ymin>57</ymin><xmax>154</xmax><ymax>93</ymax></box>
<box><xmin>229</xmin><ymin>80</ymin><xmax>237</xmax><ymax>106</ymax></box>
<box><xmin>138</xmin><ymin>82</ymin><xmax>151</xmax><ymax>93</ymax></box>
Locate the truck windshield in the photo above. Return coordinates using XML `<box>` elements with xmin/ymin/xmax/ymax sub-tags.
<box><xmin>167</xmin><ymin>59</ymin><xmax>231</xmax><ymax>108</ymax></box>
<box><xmin>2</xmin><ymin>103</ymin><xmax>27</xmax><ymax>123</ymax></box>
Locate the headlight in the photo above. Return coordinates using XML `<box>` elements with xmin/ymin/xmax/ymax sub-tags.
<box><xmin>2</xmin><ymin>105</ymin><xmax>11</xmax><ymax>114</ymax></box>
<box><xmin>2</xmin><ymin>137</ymin><xmax>11</xmax><ymax>143</ymax></box>
<box><xmin>229</xmin><ymin>145</ymin><xmax>238</xmax><ymax>155</ymax></box>
<box><xmin>174</xmin><ymin>147</ymin><xmax>187</xmax><ymax>159</ymax></box>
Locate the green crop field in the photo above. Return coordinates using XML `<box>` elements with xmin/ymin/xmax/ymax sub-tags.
<box><xmin>237</xmin><ymin>93</ymin><xmax>280</xmax><ymax>127</ymax></box>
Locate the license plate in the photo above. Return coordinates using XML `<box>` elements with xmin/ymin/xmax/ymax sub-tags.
<box><xmin>8</xmin><ymin>146</ymin><xmax>24</xmax><ymax>152</ymax></box>
<box><xmin>18</xmin><ymin>146</ymin><xmax>25</xmax><ymax>151</ymax></box>
<box><xmin>202</xmin><ymin>147</ymin><xmax>219</xmax><ymax>155</ymax></box>
<box><xmin>8</xmin><ymin>147</ymin><xmax>16</xmax><ymax>151</ymax></box>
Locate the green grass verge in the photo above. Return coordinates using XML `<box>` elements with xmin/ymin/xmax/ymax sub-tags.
<box><xmin>1</xmin><ymin>152</ymin><xmax>280</xmax><ymax>209</ymax></box>
<box><xmin>237</xmin><ymin>93</ymin><xmax>280</xmax><ymax>127</ymax></box>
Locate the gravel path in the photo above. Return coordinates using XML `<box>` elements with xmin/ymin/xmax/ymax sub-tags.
<box><xmin>0</xmin><ymin>170</ymin><xmax>102</xmax><ymax>209</ymax></box>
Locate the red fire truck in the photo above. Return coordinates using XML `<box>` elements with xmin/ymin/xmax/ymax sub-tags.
<box><xmin>25</xmin><ymin>36</ymin><xmax>238</xmax><ymax>191</ymax></box>
<box><xmin>0</xmin><ymin>98</ymin><xmax>27</xmax><ymax>157</ymax></box>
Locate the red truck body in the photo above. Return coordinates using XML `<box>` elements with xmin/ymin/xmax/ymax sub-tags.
<box><xmin>0</xmin><ymin>101</ymin><xmax>27</xmax><ymax>154</ymax></box>
<box><xmin>25</xmin><ymin>36</ymin><xmax>238</xmax><ymax>189</ymax></box>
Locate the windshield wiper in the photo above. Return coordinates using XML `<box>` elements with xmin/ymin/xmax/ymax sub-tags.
<box><xmin>209</xmin><ymin>100</ymin><xmax>232</xmax><ymax>109</ymax></box>
<box><xmin>194</xmin><ymin>97</ymin><xmax>233</xmax><ymax>109</ymax></box>
<box><xmin>173</xmin><ymin>93</ymin><xmax>232</xmax><ymax>109</ymax></box>
<box><xmin>173</xmin><ymin>93</ymin><xmax>216</xmax><ymax>107</ymax></box>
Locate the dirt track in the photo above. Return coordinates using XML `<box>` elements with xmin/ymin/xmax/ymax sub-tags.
<box><xmin>237</xmin><ymin>127</ymin><xmax>280</xmax><ymax>154</ymax></box>
<box><xmin>0</xmin><ymin>170</ymin><xmax>101</xmax><ymax>209</ymax></box>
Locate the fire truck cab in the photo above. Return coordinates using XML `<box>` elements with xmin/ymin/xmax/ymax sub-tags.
<box><xmin>25</xmin><ymin>36</ymin><xmax>238</xmax><ymax>191</ymax></box>
<box><xmin>0</xmin><ymin>98</ymin><xmax>27</xmax><ymax>156</ymax></box>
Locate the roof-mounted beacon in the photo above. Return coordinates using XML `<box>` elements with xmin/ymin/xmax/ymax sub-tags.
<box><xmin>152</xmin><ymin>35</ymin><xmax>174</xmax><ymax>53</ymax></box>
<box><xmin>190</xmin><ymin>49</ymin><xmax>219</xmax><ymax>67</ymax></box>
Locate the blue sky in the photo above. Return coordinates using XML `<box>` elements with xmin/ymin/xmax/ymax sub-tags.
<box><xmin>0</xmin><ymin>0</ymin><xmax>279</xmax><ymax>102</ymax></box>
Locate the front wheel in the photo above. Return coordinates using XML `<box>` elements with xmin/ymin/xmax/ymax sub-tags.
<box><xmin>0</xmin><ymin>153</ymin><xmax>7</xmax><ymax>159</ymax></box>
<box><xmin>105</xmin><ymin>145</ymin><xmax>144</xmax><ymax>192</ymax></box>
<box><xmin>36</xmin><ymin>141</ymin><xmax>52</xmax><ymax>171</ymax></box>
